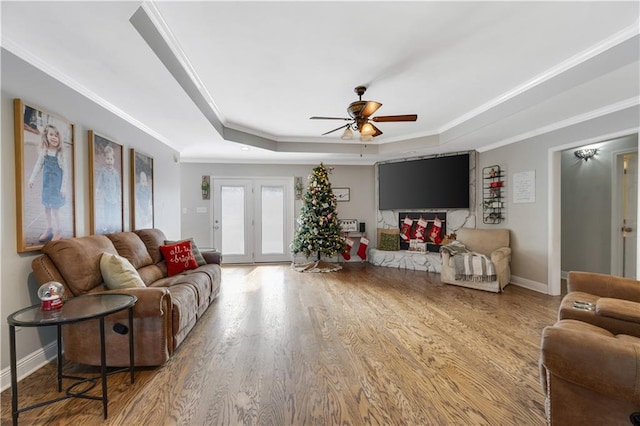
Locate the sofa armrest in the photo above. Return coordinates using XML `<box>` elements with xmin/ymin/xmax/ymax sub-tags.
<box><xmin>490</xmin><ymin>247</ymin><xmax>511</xmax><ymax>264</ymax></box>
<box><xmin>101</xmin><ymin>287</ymin><xmax>171</xmax><ymax>319</ymax></box>
<box><xmin>202</xmin><ymin>250</ymin><xmax>222</xmax><ymax>265</ymax></box>
<box><xmin>596</xmin><ymin>298</ymin><xmax>640</xmax><ymax>324</ymax></box>
<box><xmin>540</xmin><ymin>325</ymin><xmax>640</xmax><ymax>402</ymax></box>
<box><xmin>567</xmin><ymin>271</ymin><xmax>640</xmax><ymax>302</ymax></box>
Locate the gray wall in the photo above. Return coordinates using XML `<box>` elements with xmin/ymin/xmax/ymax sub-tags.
<box><xmin>180</xmin><ymin>163</ymin><xmax>376</xmax><ymax>254</ymax></box>
<box><xmin>561</xmin><ymin>134</ymin><xmax>638</xmax><ymax>274</ymax></box>
<box><xmin>1</xmin><ymin>50</ymin><xmax>182</xmax><ymax>376</ymax></box>
<box><xmin>479</xmin><ymin>107</ymin><xmax>639</xmax><ymax>293</ymax></box>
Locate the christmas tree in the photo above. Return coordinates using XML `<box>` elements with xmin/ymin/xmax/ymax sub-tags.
<box><xmin>291</xmin><ymin>163</ymin><xmax>346</xmax><ymax>261</ymax></box>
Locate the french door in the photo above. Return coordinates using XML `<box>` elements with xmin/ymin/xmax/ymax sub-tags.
<box><xmin>212</xmin><ymin>178</ymin><xmax>294</xmax><ymax>264</ymax></box>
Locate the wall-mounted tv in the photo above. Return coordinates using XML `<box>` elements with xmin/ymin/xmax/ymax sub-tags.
<box><xmin>378</xmin><ymin>153</ymin><xmax>470</xmax><ymax>210</ymax></box>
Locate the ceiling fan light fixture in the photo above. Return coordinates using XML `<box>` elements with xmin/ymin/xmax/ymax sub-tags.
<box><xmin>360</xmin><ymin>134</ymin><xmax>373</xmax><ymax>142</ymax></box>
<box><xmin>360</xmin><ymin>122</ymin><xmax>376</xmax><ymax>136</ymax></box>
<box><xmin>341</xmin><ymin>126</ymin><xmax>354</xmax><ymax>140</ymax></box>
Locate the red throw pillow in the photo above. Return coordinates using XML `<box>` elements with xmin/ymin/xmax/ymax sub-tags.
<box><xmin>159</xmin><ymin>240</ymin><xmax>198</xmax><ymax>277</ymax></box>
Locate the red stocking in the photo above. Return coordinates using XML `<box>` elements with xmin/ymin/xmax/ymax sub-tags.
<box><xmin>342</xmin><ymin>238</ymin><xmax>354</xmax><ymax>260</ymax></box>
<box><xmin>413</xmin><ymin>216</ymin><xmax>427</xmax><ymax>242</ymax></box>
<box><xmin>357</xmin><ymin>237</ymin><xmax>369</xmax><ymax>260</ymax></box>
<box><xmin>400</xmin><ymin>216</ymin><xmax>413</xmax><ymax>241</ymax></box>
<box><xmin>428</xmin><ymin>217</ymin><xmax>443</xmax><ymax>245</ymax></box>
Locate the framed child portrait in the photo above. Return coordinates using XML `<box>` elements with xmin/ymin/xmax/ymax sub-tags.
<box><xmin>89</xmin><ymin>131</ymin><xmax>124</xmax><ymax>235</ymax></box>
<box><xmin>130</xmin><ymin>149</ymin><xmax>154</xmax><ymax>230</ymax></box>
<box><xmin>14</xmin><ymin>99</ymin><xmax>76</xmax><ymax>253</ymax></box>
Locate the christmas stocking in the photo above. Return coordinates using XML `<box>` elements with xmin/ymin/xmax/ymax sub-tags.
<box><xmin>341</xmin><ymin>238</ymin><xmax>354</xmax><ymax>260</ymax></box>
<box><xmin>413</xmin><ymin>216</ymin><xmax>427</xmax><ymax>242</ymax></box>
<box><xmin>400</xmin><ymin>216</ymin><xmax>413</xmax><ymax>241</ymax></box>
<box><xmin>357</xmin><ymin>237</ymin><xmax>369</xmax><ymax>260</ymax></box>
<box><xmin>428</xmin><ymin>217</ymin><xmax>443</xmax><ymax>244</ymax></box>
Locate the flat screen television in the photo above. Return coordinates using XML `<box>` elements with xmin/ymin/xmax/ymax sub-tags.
<box><xmin>378</xmin><ymin>154</ymin><xmax>470</xmax><ymax>210</ymax></box>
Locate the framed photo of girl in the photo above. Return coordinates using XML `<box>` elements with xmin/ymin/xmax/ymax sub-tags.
<box><xmin>89</xmin><ymin>131</ymin><xmax>124</xmax><ymax>235</ymax></box>
<box><xmin>130</xmin><ymin>149</ymin><xmax>154</xmax><ymax>230</ymax></box>
<box><xmin>14</xmin><ymin>99</ymin><xmax>76</xmax><ymax>253</ymax></box>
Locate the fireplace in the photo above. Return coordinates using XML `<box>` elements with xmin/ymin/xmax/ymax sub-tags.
<box><xmin>398</xmin><ymin>212</ymin><xmax>446</xmax><ymax>252</ymax></box>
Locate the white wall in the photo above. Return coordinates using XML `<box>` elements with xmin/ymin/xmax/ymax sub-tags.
<box><xmin>180</xmin><ymin>163</ymin><xmax>376</xmax><ymax>255</ymax></box>
<box><xmin>0</xmin><ymin>50</ymin><xmax>182</xmax><ymax>377</ymax></box>
<box><xmin>480</xmin><ymin>106</ymin><xmax>639</xmax><ymax>293</ymax></box>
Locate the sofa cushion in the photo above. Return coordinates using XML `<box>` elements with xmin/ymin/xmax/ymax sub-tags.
<box><xmin>159</xmin><ymin>241</ymin><xmax>198</xmax><ymax>276</ymax></box>
<box><xmin>41</xmin><ymin>235</ymin><xmax>118</xmax><ymax>296</ymax></box>
<box><xmin>165</xmin><ymin>237</ymin><xmax>206</xmax><ymax>266</ymax></box>
<box><xmin>107</xmin><ymin>232</ymin><xmax>153</xmax><ymax>269</ymax></box>
<box><xmin>100</xmin><ymin>253</ymin><xmax>146</xmax><ymax>290</ymax></box>
<box><xmin>135</xmin><ymin>229</ymin><xmax>167</xmax><ymax>265</ymax></box>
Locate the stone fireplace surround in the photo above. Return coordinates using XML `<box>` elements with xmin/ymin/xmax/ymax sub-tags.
<box><xmin>369</xmin><ymin>209</ymin><xmax>476</xmax><ymax>272</ymax></box>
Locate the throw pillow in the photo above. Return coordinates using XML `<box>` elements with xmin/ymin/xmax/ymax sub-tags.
<box><xmin>377</xmin><ymin>227</ymin><xmax>400</xmax><ymax>250</ymax></box>
<box><xmin>159</xmin><ymin>240</ymin><xmax>199</xmax><ymax>277</ymax></box>
<box><xmin>378</xmin><ymin>232</ymin><xmax>400</xmax><ymax>251</ymax></box>
<box><xmin>100</xmin><ymin>253</ymin><xmax>146</xmax><ymax>290</ymax></box>
<box><xmin>164</xmin><ymin>237</ymin><xmax>206</xmax><ymax>266</ymax></box>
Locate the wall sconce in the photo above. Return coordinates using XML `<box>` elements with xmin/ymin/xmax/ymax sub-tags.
<box><xmin>294</xmin><ymin>177</ymin><xmax>303</xmax><ymax>200</ymax></box>
<box><xmin>574</xmin><ymin>148</ymin><xmax>598</xmax><ymax>161</ymax></box>
<box><xmin>201</xmin><ymin>176</ymin><xmax>210</xmax><ymax>200</ymax></box>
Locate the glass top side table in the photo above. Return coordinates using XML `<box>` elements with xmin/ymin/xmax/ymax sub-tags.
<box><xmin>7</xmin><ymin>293</ymin><xmax>137</xmax><ymax>425</ymax></box>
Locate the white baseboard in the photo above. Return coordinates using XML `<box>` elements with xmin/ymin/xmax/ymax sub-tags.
<box><xmin>0</xmin><ymin>341</ymin><xmax>58</xmax><ymax>392</ymax></box>
<box><xmin>510</xmin><ymin>275</ymin><xmax>549</xmax><ymax>294</ymax></box>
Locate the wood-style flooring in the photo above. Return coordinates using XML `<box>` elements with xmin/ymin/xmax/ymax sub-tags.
<box><xmin>1</xmin><ymin>263</ymin><xmax>563</xmax><ymax>425</ymax></box>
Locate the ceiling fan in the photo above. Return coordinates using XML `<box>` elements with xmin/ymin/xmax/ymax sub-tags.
<box><xmin>310</xmin><ymin>86</ymin><xmax>418</xmax><ymax>141</ymax></box>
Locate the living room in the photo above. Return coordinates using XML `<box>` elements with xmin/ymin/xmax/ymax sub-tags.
<box><xmin>1</xmin><ymin>2</ymin><xmax>639</xmax><ymax>424</ymax></box>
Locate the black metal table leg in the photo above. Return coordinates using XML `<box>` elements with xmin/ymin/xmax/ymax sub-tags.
<box><xmin>57</xmin><ymin>324</ymin><xmax>62</xmax><ymax>392</ymax></box>
<box><xmin>10</xmin><ymin>325</ymin><xmax>18</xmax><ymax>426</ymax></box>
<box><xmin>100</xmin><ymin>317</ymin><xmax>107</xmax><ymax>419</ymax></box>
<box><xmin>128</xmin><ymin>306</ymin><xmax>135</xmax><ymax>383</ymax></box>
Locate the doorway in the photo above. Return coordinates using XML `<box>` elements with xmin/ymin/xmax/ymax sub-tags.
<box><xmin>212</xmin><ymin>178</ymin><xmax>294</xmax><ymax>264</ymax></box>
<box><xmin>612</xmin><ymin>150</ymin><xmax>638</xmax><ymax>278</ymax></box>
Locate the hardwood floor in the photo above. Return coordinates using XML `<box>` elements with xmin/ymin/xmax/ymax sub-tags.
<box><xmin>1</xmin><ymin>263</ymin><xmax>563</xmax><ymax>425</ymax></box>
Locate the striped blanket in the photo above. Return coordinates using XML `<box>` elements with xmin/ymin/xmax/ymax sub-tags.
<box><xmin>440</xmin><ymin>241</ymin><xmax>497</xmax><ymax>282</ymax></box>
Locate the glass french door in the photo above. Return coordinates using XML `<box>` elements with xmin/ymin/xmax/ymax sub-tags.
<box><xmin>212</xmin><ymin>178</ymin><xmax>294</xmax><ymax>264</ymax></box>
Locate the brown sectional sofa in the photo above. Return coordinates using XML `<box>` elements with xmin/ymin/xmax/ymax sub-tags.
<box><xmin>31</xmin><ymin>228</ymin><xmax>221</xmax><ymax>367</ymax></box>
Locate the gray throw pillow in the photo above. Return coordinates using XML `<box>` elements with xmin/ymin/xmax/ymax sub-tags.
<box><xmin>164</xmin><ymin>237</ymin><xmax>206</xmax><ymax>266</ymax></box>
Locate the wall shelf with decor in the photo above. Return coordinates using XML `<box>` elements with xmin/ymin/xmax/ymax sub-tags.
<box><xmin>483</xmin><ymin>165</ymin><xmax>505</xmax><ymax>224</ymax></box>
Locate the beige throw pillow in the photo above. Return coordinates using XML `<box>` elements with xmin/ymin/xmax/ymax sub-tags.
<box><xmin>100</xmin><ymin>253</ymin><xmax>146</xmax><ymax>290</ymax></box>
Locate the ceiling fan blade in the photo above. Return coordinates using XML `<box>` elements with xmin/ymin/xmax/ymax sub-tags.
<box><xmin>372</xmin><ymin>114</ymin><xmax>418</xmax><ymax>122</ymax></box>
<box><xmin>322</xmin><ymin>123</ymin><xmax>350</xmax><ymax>136</ymax></box>
<box><xmin>310</xmin><ymin>116</ymin><xmax>351</xmax><ymax>121</ymax></box>
<box><xmin>360</xmin><ymin>101</ymin><xmax>382</xmax><ymax>118</ymax></box>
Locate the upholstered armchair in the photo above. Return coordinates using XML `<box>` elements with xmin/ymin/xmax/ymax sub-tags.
<box><xmin>559</xmin><ymin>271</ymin><xmax>640</xmax><ymax>337</ymax></box>
<box><xmin>540</xmin><ymin>319</ymin><xmax>640</xmax><ymax>425</ymax></box>
<box><xmin>440</xmin><ymin>228</ymin><xmax>511</xmax><ymax>292</ymax></box>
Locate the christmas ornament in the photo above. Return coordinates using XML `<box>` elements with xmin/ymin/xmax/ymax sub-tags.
<box><xmin>37</xmin><ymin>281</ymin><xmax>64</xmax><ymax>311</ymax></box>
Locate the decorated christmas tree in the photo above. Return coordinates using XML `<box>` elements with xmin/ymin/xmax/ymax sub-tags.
<box><xmin>291</xmin><ymin>163</ymin><xmax>346</xmax><ymax>263</ymax></box>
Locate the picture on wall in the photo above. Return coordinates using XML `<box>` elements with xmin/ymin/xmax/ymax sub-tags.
<box><xmin>130</xmin><ymin>149</ymin><xmax>154</xmax><ymax>230</ymax></box>
<box><xmin>89</xmin><ymin>131</ymin><xmax>124</xmax><ymax>235</ymax></box>
<box><xmin>14</xmin><ymin>99</ymin><xmax>76</xmax><ymax>253</ymax></box>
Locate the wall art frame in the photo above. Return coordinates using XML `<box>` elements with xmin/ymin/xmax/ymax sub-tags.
<box><xmin>14</xmin><ymin>99</ymin><xmax>76</xmax><ymax>253</ymax></box>
<box><xmin>130</xmin><ymin>148</ymin><xmax>154</xmax><ymax>230</ymax></box>
<box><xmin>334</xmin><ymin>187</ymin><xmax>350</xmax><ymax>202</ymax></box>
<box><xmin>89</xmin><ymin>131</ymin><xmax>124</xmax><ymax>235</ymax></box>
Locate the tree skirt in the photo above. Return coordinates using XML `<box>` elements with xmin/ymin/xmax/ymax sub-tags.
<box><xmin>291</xmin><ymin>260</ymin><xmax>342</xmax><ymax>273</ymax></box>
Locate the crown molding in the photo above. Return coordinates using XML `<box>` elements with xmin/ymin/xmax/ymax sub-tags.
<box><xmin>440</xmin><ymin>22</ymin><xmax>640</xmax><ymax>134</ymax></box>
<box><xmin>1</xmin><ymin>37</ymin><xmax>177</xmax><ymax>150</ymax></box>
